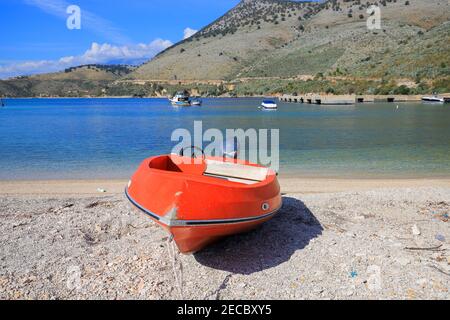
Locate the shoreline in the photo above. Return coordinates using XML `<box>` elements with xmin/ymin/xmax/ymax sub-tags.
<box><xmin>1</xmin><ymin>177</ymin><xmax>450</xmax><ymax>196</ymax></box>
<box><xmin>2</xmin><ymin>94</ymin><xmax>449</xmax><ymax>100</ymax></box>
<box><xmin>0</xmin><ymin>96</ymin><xmax>266</xmax><ymax>100</ymax></box>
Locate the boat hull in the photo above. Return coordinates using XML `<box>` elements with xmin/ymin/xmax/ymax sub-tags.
<box><xmin>171</xmin><ymin>101</ymin><xmax>191</xmax><ymax>107</ymax></box>
<box><xmin>126</xmin><ymin>155</ymin><xmax>282</xmax><ymax>253</ymax></box>
<box><xmin>261</xmin><ymin>103</ymin><xmax>278</xmax><ymax>110</ymax></box>
<box><xmin>127</xmin><ymin>190</ymin><xmax>280</xmax><ymax>253</ymax></box>
<box><xmin>170</xmin><ymin>214</ymin><xmax>278</xmax><ymax>253</ymax></box>
<box><xmin>422</xmin><ymin>97</ymin><xmax>444</xmax><ymax>103</ymax></box>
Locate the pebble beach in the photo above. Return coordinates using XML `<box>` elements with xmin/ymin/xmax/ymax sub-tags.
<box><xmin>0</xmin><ymin>178</ymin><xmax>449</xmax><ymax>300</ymax></box>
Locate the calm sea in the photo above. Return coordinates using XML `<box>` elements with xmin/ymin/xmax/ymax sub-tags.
<box><xmin>0</xmin><ymin>98</ymin><xmax>449</xmax><ymax>180</ymax></box>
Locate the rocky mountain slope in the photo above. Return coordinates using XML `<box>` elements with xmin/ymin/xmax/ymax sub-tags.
<box><xmin>129</xmin><ymin>0</ymin><xmax>450</xmax><ymax>81</ymax></box>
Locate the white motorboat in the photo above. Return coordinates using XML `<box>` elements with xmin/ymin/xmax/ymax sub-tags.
<box><xmin>170</xmin><ymin>91</ymin><xmax>191</xmax><ymax>107</ymax></box>
<box><xmin>191</xmin><ymin>97</ymin><xmax>202</xmax><ymax>106</ymax></box>
<box><xmin>261</xmin><ymin>100</ymin><xmax>278</xmax><ymax>110</ymax></box>
<box><xmin>422</xmin><ymin>95</ymin><xmax>444</xmax><ymax>103</ymax></box>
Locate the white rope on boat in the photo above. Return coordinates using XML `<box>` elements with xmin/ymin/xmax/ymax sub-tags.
<box><xmin>166</xmin><ymin>235</ymin><xmax>184</xmax><ymax>299</ymax></box>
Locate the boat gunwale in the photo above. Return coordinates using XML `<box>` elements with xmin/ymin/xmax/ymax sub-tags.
<box><xmin>140</xmin><ymin>155</ymin><xmax>278</xmax><ymax>189</ymax></box>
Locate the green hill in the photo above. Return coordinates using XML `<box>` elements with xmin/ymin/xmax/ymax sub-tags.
<box><xmin>0</xmin><ymin>64</ymin><xmax>136</xmax><ymax>97</ymax></box>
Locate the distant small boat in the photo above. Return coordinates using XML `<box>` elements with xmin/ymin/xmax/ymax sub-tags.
<box><xmin>170</xmin><ymin>91</ymin><xmax>191</xmax><ymax>107</ymax></box>
<box><xmin>190</xmin><ymin>97</ymin><xmax>202</xmax><ymax>106</ymax></box>
<box><xmin>261</xmin><ymin>100</ymin><xmax>278</xmax><ymax>110</ymax></box>
<box><xmin>422</xmin><ymin>95</ymin><xmax>444</xmax><ymax>103</ymax></box>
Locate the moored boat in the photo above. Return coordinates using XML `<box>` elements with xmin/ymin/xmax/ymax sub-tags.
<box><xmin>422</xmin><ymin>95</ymin><xmax>444</xmax><ymax>103</ymax></box>
<box><xmin>170</xmin><ymin>91</ymin><xmax>191</xmax><ymax>107</ymax></box>
<box><xmin>190</xmin><ymin>97</ymin><xmax>202</xmax><ymax>106</ymax></box>
<box><xmin>125</xmin><ymin>150</ymin><xmax>282</xmax><ymax>253</ymax></box>
<box><xmin>261</xmin><ymin>99</ymin><xmax>278</xmax><ymax>110</ymax></box>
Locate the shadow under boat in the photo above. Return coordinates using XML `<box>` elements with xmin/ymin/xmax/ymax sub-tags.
<box><xmin>194</xmin><ymin>196</ymin><xmax>323</xmax><ymax>275</ymax></box>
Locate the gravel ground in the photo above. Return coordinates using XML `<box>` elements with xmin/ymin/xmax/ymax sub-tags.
<box><xmin>0</xmin><ymin>187</ymin><xmax>449</xmax><ymax>300</ymax></box>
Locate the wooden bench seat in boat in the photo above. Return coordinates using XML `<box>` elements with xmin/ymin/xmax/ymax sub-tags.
<box><xmin>203</xmin><ymin>159</ymin><xmax>269</xmax><ymax>185</ymax></box>
<box><xmin>149</xmin><ymin>155</ymin><xmax>269</xmax><ymax>185</ymax></box>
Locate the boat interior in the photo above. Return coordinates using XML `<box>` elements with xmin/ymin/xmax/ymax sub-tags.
<box><xmin>148</xmin><ymin>155</ymin><xmax>269</xmax><ymax>185</ymax></box>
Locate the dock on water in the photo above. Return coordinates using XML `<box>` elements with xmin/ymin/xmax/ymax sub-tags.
<box><xmin>279</xmin><ymin>94</ymin><xmax>356</xmax><ymax>105</ymax></box>
<box><xmin>279</xmin><ymin>94</ymin><xmax>434</xmax><ymax>105</ymax></box>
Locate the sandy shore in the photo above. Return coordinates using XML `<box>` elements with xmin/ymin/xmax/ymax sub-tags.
<box><xmin>1</xmin><ymin>177</ymin><xmax>450</xmax><ymax>195</ymax></box>
<box><xmin>1</xmin><ymin>178</ymin><xmax>449</xmax><ymax>300</ymax></box>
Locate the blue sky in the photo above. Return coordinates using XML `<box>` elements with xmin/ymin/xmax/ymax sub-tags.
<box><xmin>0</xmin><ymin>0</ymin><xmax>240</xmax><ymax>78</ymax></box>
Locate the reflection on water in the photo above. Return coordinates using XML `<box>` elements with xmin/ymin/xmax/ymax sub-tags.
<box><xmin>0</xmin><ymin>98</ymin><xmax>449</xmax><ymax>179</ymax></box>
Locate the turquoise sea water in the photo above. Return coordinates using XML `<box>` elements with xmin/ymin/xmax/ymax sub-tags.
<box><xmin>0</xmin><ymin>98</ymin><xmax>449</xmax><ymax>180</ymax></box>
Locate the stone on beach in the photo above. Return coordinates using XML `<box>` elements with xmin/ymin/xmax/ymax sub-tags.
<box><xmin>411</xmin><ymin>224</ymin><xmax>421</xmax><ymax>236</ymax></box>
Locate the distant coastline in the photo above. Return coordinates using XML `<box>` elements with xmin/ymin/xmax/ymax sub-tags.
<box><xmin>0</xmin><ymin>95</ymin><xmax>267</xmax><ymax>99</ymax></box>
<box><xmin>1</xmin><ymin>74</ymin><xmax>449</xmax><ymax>99</ymax></box>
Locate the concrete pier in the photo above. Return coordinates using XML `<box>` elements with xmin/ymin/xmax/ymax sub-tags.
<box><xmin>279</xmin><ymin>94</ymin><xmax>426</xmax><ymax>105</ymax></box>
<box><xmin>279</xmin><ymin>94</ymin><xmax>355</xmax><ymax>105</ymax></box>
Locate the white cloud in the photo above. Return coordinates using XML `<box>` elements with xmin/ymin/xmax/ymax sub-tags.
<box><xmin>183</xmin><ymin>27</ymin><xmax>198</xmax><ymax>40</ymax></box>
<box><xmin>79</xmin><ymin>40</ymin><xmax>173</xmax><ymax>64</ymax></box>
<box><xmin>0</xmin><ymin>39</ymin><xmax>173</xmax><ymax>79</ymax></box>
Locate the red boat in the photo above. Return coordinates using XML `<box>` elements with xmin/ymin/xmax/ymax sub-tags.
<box><xmin>125</xmin><ymin>150</ymin><xmax>282</xmax><ymax>253</ymax></box>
